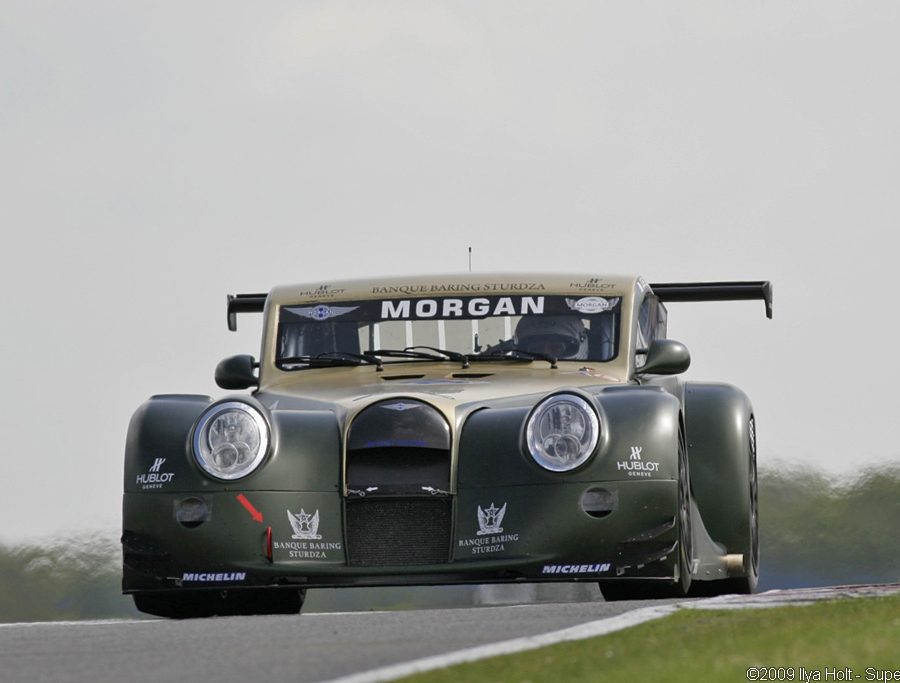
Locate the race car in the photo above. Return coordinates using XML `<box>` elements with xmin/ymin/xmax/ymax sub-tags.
<box><xmin>122</xmin><ymin>273</ymin><xmax>771</xmax><ymax>617</ymax></box>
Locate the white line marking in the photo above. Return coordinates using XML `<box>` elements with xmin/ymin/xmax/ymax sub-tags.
<box><xmin>0</xmin><ymin>618</ymin><xmax>157</xmax><ymax>629</ymax></box>
<box><xmin>316</xmin><ymin>604</ymin><xmax>677</xmax><ymax>683</ymax></box>
<box><xmin>0</xmin><ymin>610</ymin><xmax>387</xmax><ymax>629</ymax></box>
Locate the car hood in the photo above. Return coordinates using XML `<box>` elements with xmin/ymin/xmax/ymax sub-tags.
<box><xmin>255</xmin><ymin>362</ymin><xmax>626</xmax><ymax>418</ymax></box>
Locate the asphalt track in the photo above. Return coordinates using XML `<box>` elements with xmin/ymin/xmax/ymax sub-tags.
<box><xmin>0</xmin><ymin>598</ymin><xmax>666</xmax><ymax>683</ymax></box>
<box><xmin>3</xmin><ymin>585</ymin><xmax>897</xmax><ymax>683</ymax></box>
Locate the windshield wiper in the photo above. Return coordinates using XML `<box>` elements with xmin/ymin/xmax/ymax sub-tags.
<box><xmin>319</xmin><ymin>351</ymin><xmax>384</xmax><ymax>370</ymax></box>
<box><xmin>278</xmin><ymin>352</ymin><xmax>383</xmax><ymax>370</ymax></box>
<box><xmin>468</xmin><ymin>347</ymin><xmax>558</xmax><ymax>369</ymax></box>
<box><xmin>405</xmin><ymin>346</ymin><xmax>470</xmax><ymax>368</ymax></box>
<box><xmin>366</xmin><ymin>347</ymin><xmax>472</xmax><ymax>369</ymax></box>
<box><xmin>404</xmin><ymin>345</ymin><xmax>466</xmax><ymax>362</ymax></box>
<box><xmin>366</xmin><ymin>348</ymin><xmax>451</xmax><ymax>362</ymax></box>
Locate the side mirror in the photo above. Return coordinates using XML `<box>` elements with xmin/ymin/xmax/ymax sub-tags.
<box><xmin>637</xmin><ymin>339</ymin><xmax>691</xmax><ymax>376</ymax></box>
<box><xmin>215</xmin><ymin>354</ymin><xmax>258</xmax><ymax>390</ymax></box>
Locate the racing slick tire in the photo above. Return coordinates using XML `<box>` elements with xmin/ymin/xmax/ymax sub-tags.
<box><xmin>689</xmin><ymin>416</ymin><xmax>759</xmax><ymax>596</ymax></box>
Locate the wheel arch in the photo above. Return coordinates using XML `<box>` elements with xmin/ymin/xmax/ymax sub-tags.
<box><xmin>683</xmin><ymin>382</ymin><xmax>755</xmax><ymax>555</ymax></box>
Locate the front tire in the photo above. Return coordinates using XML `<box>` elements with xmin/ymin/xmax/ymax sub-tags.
<box><xmin>673</xmin><ymin>426</ymin><xmax>694</xmax><ymax>595</ymax></box>
<box><xmin>689</xmin><ymin>415</ymin><xmax>759</xmax><ymax>596</ymax></box>
<box><xmin>723</xmin><ymin>415</ymin><xmax>759</xmax><ymax>593</ymax></box>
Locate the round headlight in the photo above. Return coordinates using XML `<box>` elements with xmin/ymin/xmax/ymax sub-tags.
<box><xmin>192</xmin><ymin>402</ymin><xmax>269</xmax><ymax>480</ymax></box>
<box><xmin>525</xmin><ymin>394</ymin><xmax>599</xmax><ymax>472</ymax></box>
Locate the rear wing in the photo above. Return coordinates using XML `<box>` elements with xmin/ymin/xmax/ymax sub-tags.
<box><xmin>227</xmin><ymin>293</ymin><xmax>266</xmax><ymax>331</ymax></box>
<box><xmin>648</xmin><ymin>281</ymin><xmax>773</xmax><ymax>319</ymax></box>
<box><xmin>226</xmin><ymin>280</ymin><xmax>774</xmax><ymax>330</ymax></box>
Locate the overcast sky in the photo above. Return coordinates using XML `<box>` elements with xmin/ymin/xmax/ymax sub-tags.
<box><xmin>2</xmin><ymin>1</ymin><xmax>898</xmax><ymax>543</ymax></box>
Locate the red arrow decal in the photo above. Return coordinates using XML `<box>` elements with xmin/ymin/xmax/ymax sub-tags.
<box><xmin>236</xmin><ymin>494</ymin><xmax>264</xmax><ymax>523</ymax></box>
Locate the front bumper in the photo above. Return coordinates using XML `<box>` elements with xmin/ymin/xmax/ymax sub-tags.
<box><xmin>122</xmin><ymin>480</ymin><xmax>679</xmax><ymax>593</ymax></box>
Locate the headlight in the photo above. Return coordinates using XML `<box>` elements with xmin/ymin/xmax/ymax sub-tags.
<box><xmin>525</xmin><ymin>394</ymin><xmax>599</xmax><ymax>472</ymax></box>
<box><xmin>192</xmin><ymin>402</ymin><xmax>270</xmax><ymax>480</ymax></box>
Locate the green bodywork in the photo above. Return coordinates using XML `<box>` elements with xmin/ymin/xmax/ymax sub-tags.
<box><xmin>123</xmin><ymin>273</ymin><xmax>766</xmax><ymax>612</ymax></box>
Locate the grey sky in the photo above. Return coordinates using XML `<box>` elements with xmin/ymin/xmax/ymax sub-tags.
<box><xmin>2</xmin><ymin>1</ymin><xmax>898</xmax><ymax>542</ymax></box>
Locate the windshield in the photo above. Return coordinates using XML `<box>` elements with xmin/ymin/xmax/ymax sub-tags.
<box><xmin>276</xmin><ymin>295</ymin><xmax>621</xmax><ymax>369</ymax></box>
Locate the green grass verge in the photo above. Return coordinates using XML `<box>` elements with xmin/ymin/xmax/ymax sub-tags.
<box><xmin>399</xmin><ymin>595</ymin><xmax>900</xmax><ymax>683</ymax></box>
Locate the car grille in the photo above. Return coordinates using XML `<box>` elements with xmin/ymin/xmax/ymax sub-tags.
<box><xmin>346</xmin><ymin>499</ymin><xmax>452</xmax><ymax>566</ymax></box>
<box><xmin>345</xmin><ymin>399</ymin><xmax>453</xmax><ymax>566</ymax></box>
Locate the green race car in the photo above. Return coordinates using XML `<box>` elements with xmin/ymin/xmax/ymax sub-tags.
<box><xmin>123</xmin><ymin>273</ymin><xmax>771</xmax><ymax>617</ymax></box>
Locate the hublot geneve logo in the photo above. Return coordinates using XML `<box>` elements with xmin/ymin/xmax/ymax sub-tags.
<box><xmin>617</xmin><ymin>446</ymin><xmax>660</xmax><ymax>477</ymax></box>
<box><xmin>135</xmin><ymin>458</ymin><xmax>175</xmax><ymax>490</ymax></box>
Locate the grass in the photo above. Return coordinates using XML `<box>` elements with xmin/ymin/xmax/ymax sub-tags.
<box><xmin>398</xmin><ymin>595</ymin><xmax>900</xmax><ymax>683</ymax></box>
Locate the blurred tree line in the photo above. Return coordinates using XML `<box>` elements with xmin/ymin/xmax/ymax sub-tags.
<box><xmin>757</xmin><ymin>464</ymin><xmax>900</xmax><ymax>590</ymax></box>
<box><xmin>0</xmin><ymin>465</ymin><xmax>897</xmax><ymax>622</ymax></box>
<box><xmin>0</xmin><ymin>533</ymin><xmax>136</xmax><ymax>622</ymax></box>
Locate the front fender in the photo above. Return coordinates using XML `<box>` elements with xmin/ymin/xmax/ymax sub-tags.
<box><xmin>124</xmin><ymin>394</ymin><xmax>212</xmax><ymax>493</ymax></box>
<box><xmin>684</xmin><ymin>382</ymin><xmax>754</xmax><ymax>553</ymax></box>
<box><xmin>457</xmin><ymin>386</ymin><xmax>682</xmax><ymax>486</ymax></box>
<box><xmin>124</xmin><ymin>395</ymin><xmax>342</xmax><ymax>494</ymax></box>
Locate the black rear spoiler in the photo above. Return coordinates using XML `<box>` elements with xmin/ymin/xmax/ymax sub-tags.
<box><xmin>649</xmin><ymin>281</ymin><xmax>773</xmax><ymax>319</ymax></box>
<box><xmin>226</xmin><ymin>280</ymin><xmax>773</xmax><ymax>330</ymax></box>
<box><xmin>227</xmin><ymin>293</ymin><xmax>267</xmax><ymax>331</ymax></box>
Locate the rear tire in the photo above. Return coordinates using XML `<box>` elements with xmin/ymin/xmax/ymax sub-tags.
<box><xmin>133</xmin><ymin>588</ymin><xmax>306</xmax><ymax>619</ymax></box>
<box><xmin>741</xmin><ymin>415</ymin><xmax>760</xmax><ymax>592</ymax></box>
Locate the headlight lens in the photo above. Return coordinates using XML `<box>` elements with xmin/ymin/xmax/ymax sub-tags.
<box><xmin>192</xmin><ymin>402</ymin><xmax>269</xmax><ymax>480</ymax></box>
<box><xmin>525</xmin><ymin>394</ymin><xmax>599</xmax><ymax>472</ymax></box>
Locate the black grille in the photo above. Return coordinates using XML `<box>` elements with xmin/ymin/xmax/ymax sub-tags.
<box><xmin>346</xmin><ymin>499</ymin><xmax>452</xmax><ymax>566</ymax></box>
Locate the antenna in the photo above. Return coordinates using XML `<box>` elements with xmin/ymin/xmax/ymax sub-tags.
<box><xmin>468</xmin><ymin>246</ymin><xmax>472</xmax><ymax>273</ymax></box>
